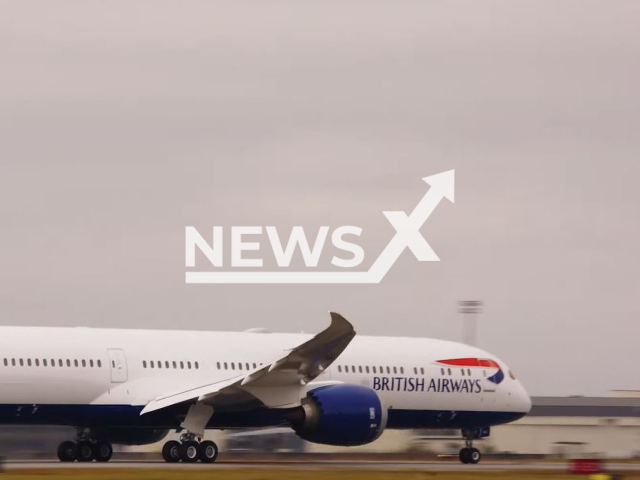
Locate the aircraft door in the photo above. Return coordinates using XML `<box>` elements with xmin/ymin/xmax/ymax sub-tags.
<box><xmin>107</xmin><ymin>348</ymin><xmax>128</xmax><ymax>383</ymax></box>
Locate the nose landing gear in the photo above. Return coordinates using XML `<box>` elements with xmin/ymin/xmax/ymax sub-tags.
<box><xmin>458</xmin><ymin>427</ymin><xmax>487</xmax><ymax>464</ymax></box>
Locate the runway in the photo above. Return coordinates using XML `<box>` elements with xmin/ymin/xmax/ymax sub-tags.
<box><xmin>4</xmin><ymin>460</ymin><xmax>640</xmax><ymax>471</ymax></box>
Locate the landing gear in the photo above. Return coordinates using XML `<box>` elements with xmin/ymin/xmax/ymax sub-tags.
<box><xmin>459</xmin><ymin>447</ymin><xmax>481</xmax><ymax>464</ymax></box>
<box><xmin>458</xmin><ymin>427</ymin><xmax>486</xmax><ymax>464</ymax></box>
<box><xmin>162</xmin><ymin>437</ymin><xmax>219</xmax><ymax>463</ymax></box>
<box><xmin>164</xmin><ymin>403</ymin><xmax>217</xmax><ymax>463</ymax></box>
<box><xmin>56</xmin><ymin>439</ymin><xmax>113</xmax><ymax>462</ymax></box>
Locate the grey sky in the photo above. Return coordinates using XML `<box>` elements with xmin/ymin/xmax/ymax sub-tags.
<box><xmin>1</xmin><ymin>1</ymin><xmax>639</xmax><ymax>396</ymax></box>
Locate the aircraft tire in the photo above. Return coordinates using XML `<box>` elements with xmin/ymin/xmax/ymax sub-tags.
<box><xmin>76</xmin><ymin>441</ymin><xmax>94</xmax><ymax>462</ymax></box>
<box><xmin>199</xmin><ymin>440</ymin><xmax>218</xmax><ymax>463</ymax></box>
<box><xmin>93</xmin><ymin>441</ymin><xmax>113</xmax><ymax>462</ymax></box>
<box><xmin>459</xmin><ymin>448</ymin><xmax>470</xmax><ymax>464</ymax></box>
<box><xmin>468</xmin><ymin>448</ymin><xmax>481</xmax><ymax>464</ymax></box>
<box><xmin>179</xmin><ymin>440</ymin><xmax>200</xmax><ymax>463</ymax></box>
<box><xmin>57</xmin><ymin>441</ymin><xmax>77</xmax><ymax>462</ymax></box>
<box><xmin>162</xmin><ymin>440</ymin><xmax>181</xmax><ymax>463</ymax></box>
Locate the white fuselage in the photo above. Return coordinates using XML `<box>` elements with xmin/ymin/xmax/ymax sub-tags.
<box><xmin>0</xmin><ymin>326</ymin><xmax>531</xmax><ymax>431</ymax></box>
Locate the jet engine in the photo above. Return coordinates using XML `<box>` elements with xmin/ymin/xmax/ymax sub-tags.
<box><xmin>290</xmin><ymin>384</ymin><xmax>387</xmax><ymax>446</ymax></box>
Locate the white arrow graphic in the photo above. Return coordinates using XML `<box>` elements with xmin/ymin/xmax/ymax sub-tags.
<box><xmin>186</xmin><ymin>170</ymin><xmax>454</xmax><ymax>284</ymax></box>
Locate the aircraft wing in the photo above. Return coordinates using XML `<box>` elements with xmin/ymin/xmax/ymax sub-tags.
<box><xmin>140</xmin><ymin>312</ymin><xmax>355</xmax><ymax>415</ymax></box>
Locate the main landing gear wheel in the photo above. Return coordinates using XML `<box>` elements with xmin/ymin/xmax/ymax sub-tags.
<box><xmin>199</xmin><ymin>440</ymin><xmax>218</xmax><ymax>463</ymax></box>
<box><xmin>162</xmin><ymin>440</ymin><xmax>181</xmax><ymax>463</ymax></box>
<box><xmin>179</xmin><ymin>440</ymin><xmax>200</xmax><ymax>463</ymax></box>
<box><xmin>57</xmin><ymin>441</ymin><xmax>77</xmax><ymax>462</ymax></box>
<box><xmin>459</xmin><ymin>447</ymin><xmax>481</xmax><ymax>464</ymax></box>
<box><xmin>93</xmin><ymin>441</ymin><xmax>113</xmax><ymax>462</ymax></box>
<box><xmin>162</xmin><ymin>439</ymin><xmax>219</xmax><ymax>463</ymax></box>
<box><xmin>75</xmin><ymin>440</ymin><xmax>94</xmax><ymax>462</ymax></box>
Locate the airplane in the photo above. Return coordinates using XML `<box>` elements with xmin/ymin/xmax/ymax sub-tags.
<box><xmin>0</xmin><ymin>312</ymin><xmax>531</xmax><ymax>464</ymax></box>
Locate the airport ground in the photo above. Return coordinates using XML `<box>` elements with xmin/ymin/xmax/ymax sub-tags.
<box><xmin>0</xmin><ymin>467</ymin><xmax>638</xmax><ymax>480</ymax></box>
<box><xmin>3</xmin><ymin>460</ymin><xmax>640</xmax><ymax>479</ymax></box>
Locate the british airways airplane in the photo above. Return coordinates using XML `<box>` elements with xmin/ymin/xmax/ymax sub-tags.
<box><xmin>0</xmin><ymin>313</ymin><xmax>531</xmax><ymax>465</ymax></box>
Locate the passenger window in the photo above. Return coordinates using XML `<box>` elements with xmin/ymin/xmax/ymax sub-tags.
<box><xmin>351</xmin><ymin>365</ymin><xmax>356</xmax><ymax>373</ymax></box>
<box><xmin>483</xmin><ymin>370</ymin><xmax>487</xmax><ymax>377</ymax></box>
<box><xmin>35</xmin><ymin>359</ymin><xmax>40</xmax><ymax>367</ymax></box>
<box><xmin>400</xmin><ymin>367</ymin><xmax>404</xmax><ymax>374</ymax></box>
<box><xmin>365</xmin><ymin>366</ymin><xmax>370</xmax><ymax>373</ymax></box>
<box><xmin>413</xmin><ymin>367</ymin><xmax>417</xmax><ymax>374</ymax></box>
<box><xmin>372</xmin><ymin>366</ymin><xmax>377</xmax><ymax>374</ymax></box>
<box><xmin>3</xmin><ymin>359</ymin><xmax>7</xmax><ymax>366</ymax></box>
<box><xmin>12</xmin><ymin>359</ymin><xmax>16</xmax><ymax>366</ymax></box>
<box><xmin>337</xmin><ymin>365</ymin><xmax>342</xmax><ymax>373</ymax></box>
<box><xmin>195</xmin><ymin>362</ymin><xmax>199</xmax><ymax>370</ymax></box>
<box><xmin>180</xmin><ymin>361</ymin><xmax>185</xmax><ymax>369</ymax></box>
<box><xmin>253</xmin><ymin>363</ymin><xmax>257</xmax><ymax>368</ymax></box>
<box><xmin>461</xmin><ymin>369</ymin><xmax>465</xmax><ymax>376</ymax></box>
<box><xmin>97</xmin><ymin>360</ymin><xmax>102</xmax><ymax>368</ymax></box>
<box><xmin>90</xmin><ymin>360</ymin><xmax>94</xmax><ymax>367</ymax></box>
<box><xmin>20</xmin><ymin>359</ymin><xmax>24</xmax><ymax>366</ymax></box>
<box><xmin>150</xmin><ymin>361</ymin><xmax>155</xmax><ymax>368</ymax></box>
<box><xmin>245</xmin><ymin>363</ymin><xmax>249</xmax><ymax>370</ymax></box>
<box><xmin>230</xmin><ymin>362</ymin><xmax>234</xmax><ymax>370</ymax></box>
<box><xmin>74</xmin><ymin>360</ymin><xmax>79</xmax><ymax>367</ymax></box>
<box><xmin>216</xmin><ymin>362</ymin><xmax>220</xmax><ymax>369</ymax></box>
<box><xmin>386</xmin><ymin>366</ymin><xmax>390</xmax><ymax>374</ymax></box>
<box><xmin>448</xmin><ymin>368</ymin><xmax>452</xmax><ymax>375</ymax></box>
<box><xmin>187</xmin><ymin>362</ymin><xmax>192</xmax><ymax>369</ymax></box>
<box><xmin>82</xmin><ymin>360</ymin><xmax>86</xmax><ymax>367</ymax></box>
<box><xmin>393</xmin><ymin>366</ymin><xmax>397</xmax><ymax>374</ymax></box>
<box><xmin>143</xmin><ymin>361</ymin><xmax>147</xmax><ymax>368</ymax></box>
<box><xmin>467</xmin><ymin>369</ymin><xmax>471</xmax><ymax>376</ymax></box>
<box><xmin>27</xmin><ymin>359</ymin><xmax>32</xmax><ymax>367</ymax></box>
<box><xmin>239</xmin><ymin>363</ymin><xmax>243</xmax><ymax>370</ymax></box>
<box><xmin>173</xmin><ymin>361</ymin><xmax>177</xmax><ymax>369</ymax></box>
<box><xmin>420</xmin><ymin>367</ymin><xmax>424</xmax><ymax>375</ymax></box>
<box><xmin>358</xmin><ymin>366</ymin><xmax>363</xmax><ymax>373</ymax></box>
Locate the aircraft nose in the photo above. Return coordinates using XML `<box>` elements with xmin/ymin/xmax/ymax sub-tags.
<box><xmin>517</xmin><ymin>382</ymin><xmax>532</xmax><ymax>413</ymax></box>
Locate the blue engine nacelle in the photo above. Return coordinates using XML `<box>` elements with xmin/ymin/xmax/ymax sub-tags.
<box><xmin>291</xmin><ymin>384</ymin><xmax>387</xmax><ymax>446</ymax></box>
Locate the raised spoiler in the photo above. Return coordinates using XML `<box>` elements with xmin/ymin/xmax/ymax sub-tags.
<box><xmin>140</xmin><ymin>312</ymin><xmax>356</xmax><ymax>415</ymax></box>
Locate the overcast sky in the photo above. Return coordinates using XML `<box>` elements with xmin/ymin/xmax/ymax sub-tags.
<box><xmin>1</xmin><ymin>1</ymin><xmax>639</xmax><ymax>396</ymax></box>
